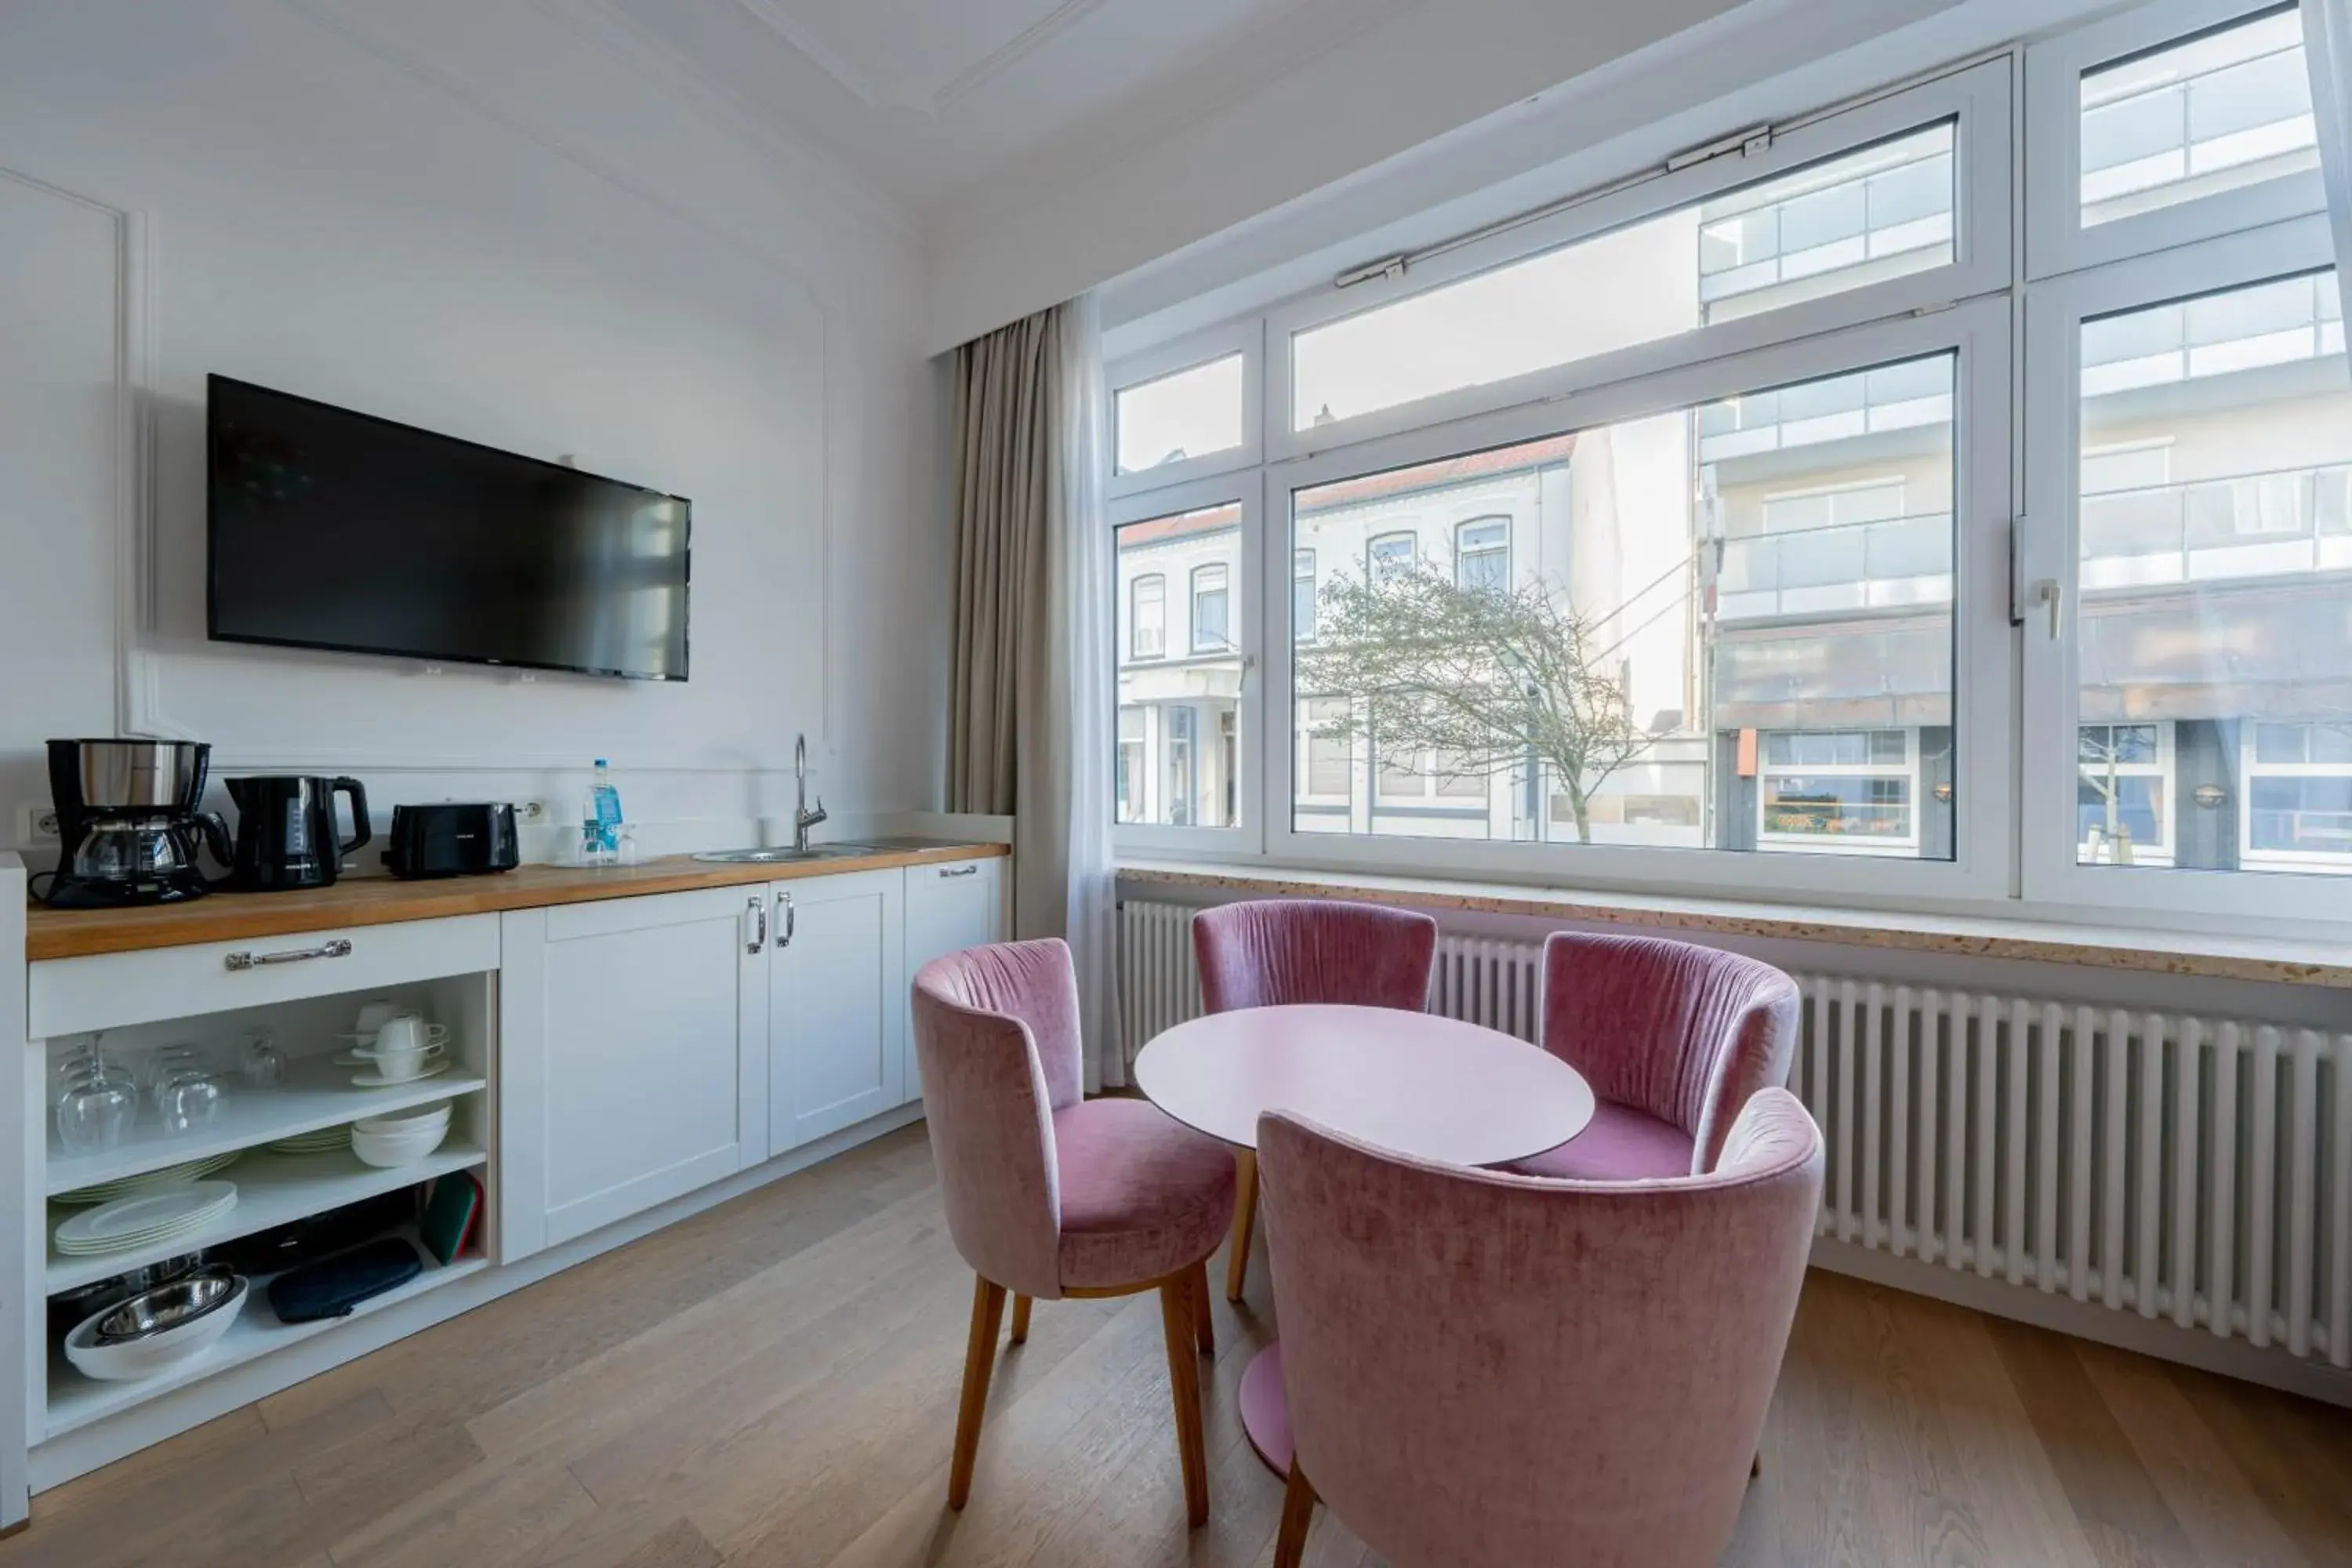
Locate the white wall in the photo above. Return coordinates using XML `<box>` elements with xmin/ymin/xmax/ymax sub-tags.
<box><xmin>0</xmin><ymin>0</ymin><xmax>948</xmax><ymax>866</ymax></box>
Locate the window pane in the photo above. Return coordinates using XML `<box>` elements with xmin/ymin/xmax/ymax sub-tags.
<box><xmin>2072</xmin><ymin>270</ymin><xmax>2352</xmax><ymax>876</ymax></box>
<box><xmin>1192</xmin><ymin>564</ymin><xmax>1230</xmax><ymax>652</ymax></box>
<box><xmin>1289</xmin><ymin>352</ymin><xmax>1956</xmax><ymax>855</ymax></box>
<box><xmin>2080</xmin><ymin>7</ymin><xmax>2318</xmax><ymax>228</ymax></box>
<box><xmin>1114</xmin><ymin>354</ymin><xmax>1244</xmax><ymax>476</ymax></box>
<box><xmin>1293</xmin><ymin>550</ymin><xmax>1318</xmax><ymax>641</ymax></box>
<box><xmin>1117</xmin><ymin>504</ymin><xmax>1243</xmax><ymax>828</ymax></box>
<box><xmin>1291</xmin><ymin>123</ymin><xmax>1955</xmax><ymax>430</ymax></box>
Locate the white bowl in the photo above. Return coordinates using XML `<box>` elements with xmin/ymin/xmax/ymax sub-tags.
<box><xmin>350</xmin><ymin>1123</ymin><xmax>448</xmax><ymax>1167</ymax></box>
<box><xmin>64</xmin><ymin>1276</ymin><xmax>247</xmax><ymax>1382</ymax></box>
<box><xmin>354</xmin><ymin>1102</ymin><xmax>451</xmax><ymax>1134</ymax></box>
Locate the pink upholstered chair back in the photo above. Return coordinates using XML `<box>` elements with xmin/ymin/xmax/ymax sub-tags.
<box><xmin>909</xmin><ymin>938</ymin><xmax>1087</xmax><ymax>1301</ymax></box>
<box><xmin>1541</xmin><ymin>930</ymin><xmax>1800</xmax><ymax>1172</ymax></box>
<box><xmin>1258</xmin><ymin>1090</ymin><xmax>1823</xmax><ymax>1568</ymax></box>
<box><xmin>1191</xmin><ymin>899</ymin><xmax>1438</xmax><ymax>1014</ymax></box>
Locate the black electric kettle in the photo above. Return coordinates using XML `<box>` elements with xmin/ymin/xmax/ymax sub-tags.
<box><xmin>223</xmin><ymin>775</ymin><xmax>371</xmax><ymax>891</ymax></box>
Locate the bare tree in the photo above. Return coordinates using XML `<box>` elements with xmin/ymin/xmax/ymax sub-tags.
<box><xmin>1297</xmin><ymin>560</ymin><xmax>1653</xmax><ymax>843</ymax></box>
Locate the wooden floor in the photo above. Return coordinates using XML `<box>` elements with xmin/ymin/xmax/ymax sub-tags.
<box><xmin>13</xmin><ymin>1124</ymin><xmax>2352</xmax><ymax>1568</ymax></box>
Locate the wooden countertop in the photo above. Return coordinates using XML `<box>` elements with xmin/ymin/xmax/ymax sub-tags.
<box><xmin>26</xmin><ymin>842</ymin><xmax>1008</xmax><ymax>961</ymax></box>
<box><xmin>1119</xmin><ymin>860</ymin><xmax>2352</xmax><ymax>992</ymax></box>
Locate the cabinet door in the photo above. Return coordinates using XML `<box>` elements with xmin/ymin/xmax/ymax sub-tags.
<box><xmin>501</xmin><ymin>887</ymin><xmax>768</xmax><ymax>1258</ymax></box>
<box><xmin>900</xmin><ymin>855</ymin><xmax>1007</xmax><ymax>1105</ymax></box>
<box><xmin>770</xmin><ymin>868</ymin><xmax>905</xmax><ymax>1153</ymax></box>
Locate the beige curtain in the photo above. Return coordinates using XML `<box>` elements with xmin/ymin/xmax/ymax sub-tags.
<box><xmin>946</xmin><ymin>309</ymin><xmax>1058</xmax><ymax>816</ymax></box>
<box><xmin>945</xmin><ymin>299</ymin><xmax>1123</xmax><ymax>1085</ymax></box>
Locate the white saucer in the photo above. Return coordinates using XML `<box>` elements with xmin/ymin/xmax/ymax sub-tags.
<box><xmin>350</xmin><ymin>1062</ymin><xmax>451</xmax><ymax>1089</ymax></box>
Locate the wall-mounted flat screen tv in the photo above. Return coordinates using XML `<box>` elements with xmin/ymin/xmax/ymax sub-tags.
<box><xmin>207</xmin><ymin>375</ymin><xmax>691</xmax><ymax>681</ymax></box>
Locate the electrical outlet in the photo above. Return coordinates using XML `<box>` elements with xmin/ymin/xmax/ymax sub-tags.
<box><xmin>515</xmin><ymin>799</ymin><xmax>548</xmax><ymax>824</ymax></box>
<box><xmin>16</xmin><ymin>804</ymin><xmax>60</xmax><ymax>844</ymax></box>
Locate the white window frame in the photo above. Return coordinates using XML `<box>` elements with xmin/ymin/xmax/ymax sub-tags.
<box><xmin>1190</xmin><ymin>562</ymin><xmax>1232</xmax><ymax>653</ymax></box>
<box><xmin>2240</xmin><ymin>719</ymin><xmax>2352</xmax><ymax>869</ymax></box>
<box><xmin>2018</xmin><ymin>210</ymin><xmax>2352</xmax><ymax>921</ymax></box>
<box><xmin>2024</xmin><ymin>0</ymin><xmax>2328</xmax><ymax>281</ymax></box>
<box><xmin>1265</xmin><ymin>59</ymin><xmax>2012</xmax><ymax>462</ymax></box>
<box><xmin>2073</xmin><ymin>720</ymin><xmax>2177</xmax><ymax>867</ymax></box>
<box><xmin>1255</xmin><ymin>297</ymin><xmax>2013</xmax><ymax>906</ymax></box>
<box><xmin>1106</xmin><ymin>318</ymin><xmax>1264</xmax><ymax>499</ymax></box>
<box><xmin>1110</xmin><ymin>473</ymin><xmax>1265</xmax><ymax>858</ymax></box>
<box><xmin>1755</xmin><ymin>727</ymin><xmax>1925</xmax><ymax>857</ymax></box>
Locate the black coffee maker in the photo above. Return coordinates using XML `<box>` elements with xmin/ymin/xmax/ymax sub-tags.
<box><xmin>223</xmin><ymin>775</ymin><xmax>372</xmax><ymax>891</ymax></box>
<box><xmin>38</xmin><ymin>739</ymin><xmax>232</xmax><ymax>908</ymax></box>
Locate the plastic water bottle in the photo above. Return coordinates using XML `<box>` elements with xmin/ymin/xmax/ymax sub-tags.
<box><xmin>590</xmin><ymin>759</ymin><xmax>624</xmax><ymax>853</ymax></box>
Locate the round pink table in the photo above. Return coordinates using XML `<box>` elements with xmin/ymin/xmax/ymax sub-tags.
<box><xmin>1133</xmin><ymin>1004</ymin><xmax>1595</xmax><ymax>1475</ymax></box>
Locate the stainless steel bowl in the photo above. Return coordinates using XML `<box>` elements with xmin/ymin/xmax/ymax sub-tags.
<box><xmin>53</xmin><ymin>739</ymin><xmax>211</xmax><ymax>811</ymax></box>
<box><xmin>93</xmin><ymin>1265</ymin><xmax>243</xmax><ymax>1345</ymax></box>
<box><xmin>47</xmin><ymin>1251</ymin><xmax>208</xmax><ymax>1341</ymax></box>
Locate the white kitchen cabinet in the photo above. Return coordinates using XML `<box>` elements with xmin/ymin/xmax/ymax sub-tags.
<box><xmin>899</xmin><ymin>855</ymin><xmax>1008</xmax><ymax>1105</ymax></box>
<box><xmin>500</xmin><ymin>887</ymin><xmax>769</xmax><ymax>1257</ymax></box>
<box><xmin>768</xmin><ymin>868</ymin><xmax>904</xmax><ymax>1154</ymax></box>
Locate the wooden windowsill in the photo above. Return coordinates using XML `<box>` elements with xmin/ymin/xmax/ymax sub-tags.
<box><xmin>1116</xmin><ymin>860</ymin><xmax>2352</xmax><ymax>992</ymax></box>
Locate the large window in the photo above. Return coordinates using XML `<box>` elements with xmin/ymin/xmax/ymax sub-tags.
<box><xmin>2079</xmin><ymin>5</ymin><xmax>2315</xmax><ymax>229</ymax></box>
<box><xmin>1105</xmin><ymin>2</ymin><xmax>2347</xmax><ymax>927</ymax></box>
<box><xmin>1283</xmin><ymin>350</ymin><xmax>1957</xmax><ymax>857</ymax></box>
<box><xmin>1288</xmin><ymin>122</ymin><xmax>1957</xmax><ymax>433</ymax></box>
<box><xmin>1116</xmin><ymin>354</ymin><xmax>1245</xmax><ymax>477</ymax></box>
<box><xmin>1115</xmin><ymin>499</ymin><xmax>1246</xmax><ymax>833</ymax></box>
<box><xmin>2064</xmin><ymin>267</ymin><xmax>2352</xmax><ymax>881</ymax></box>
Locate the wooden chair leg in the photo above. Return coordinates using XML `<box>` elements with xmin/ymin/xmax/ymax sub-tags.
<box><xmin>1157</xmin><ymin>1274</ymin><xmax>1210</xmax><ymax>1526</ymax></box>
<box><xmin>1009</xmin><ymin>1294</ymin><xmax>1032</xmax><ymax>1345</ymax></box>
<box><xmin>1272</xmin><ymin>1461</ymin><xmax>1319</xmax><ymax>1568</ymax></box>
<box><xmin>948</xmin><ymin>1276</ymin><xmax>1007</xmax><ymax>1509</ymax></box>
<box><xmin>1226</xmin><ymin>1149</ymin><xmax>1259</xmax><ymax>1302</ymax></box>
<box><xmin>1189</xmin><ymin>1261</ymin><xmax>1214</xmax><ymax>1356</ymax></box>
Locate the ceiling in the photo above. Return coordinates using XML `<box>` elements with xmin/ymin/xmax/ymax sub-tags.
<box><xmin>604</xmin><ymin>0</ymin><xmax>1414</xmax><ymax>219</ymax></box>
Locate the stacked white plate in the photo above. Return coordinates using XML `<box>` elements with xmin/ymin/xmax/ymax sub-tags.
<box><xmin>350</xmin><ymin>1102</ymin><xmax>451</xmax><ymax>1168</ymax></box>
<box><xmin>267</xmin><ymin>1126</ymin><xmax>351</xmax><ymax>1156</ymax></box>
<box><xmin>53</xmin><ymin>1181</ymin><xmax>238</xmax><ymax>1258</ymax></box>
<box><xmin>55</xmin><ymin>1152</ymin><xmax>242</xmax><ymax>1207</ymax></box>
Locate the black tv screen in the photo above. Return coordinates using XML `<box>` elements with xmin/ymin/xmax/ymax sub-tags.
<box><xmin>207</xmin><ymin>375</ymin><xmax>690</xmax><ymax>681</ymax></box>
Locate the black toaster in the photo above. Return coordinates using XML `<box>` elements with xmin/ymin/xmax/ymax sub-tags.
<box><xmin>384</xmin><ymin>802</ymin><xmax>520</xmax><ymax>879</ymax></box>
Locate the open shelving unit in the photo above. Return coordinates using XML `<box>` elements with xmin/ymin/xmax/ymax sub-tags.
<box><xmin>31</xmin><ymin>971</ymin><xmax>500</xmax><ymax>1458</ymax></box>
<box><xmin>46</xmin><ymin>1058</ymin><xmax>488</xmax><ymax>1197</ymax></box>
<box><xmin>45</xmin><ymin>1229</ymin><xmax>488</xmax><ymax>1436</ymax></box>
<box><xmin>45</xmin><ymin>1143</ymin><xmax>487</xmax><ymax>1294</ymax></box>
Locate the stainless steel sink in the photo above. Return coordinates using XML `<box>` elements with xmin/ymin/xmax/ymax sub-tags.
<box><xmin>690</xmin><ymin>844</ymin><xmax>883</xmax><ymax>864</ymax></box>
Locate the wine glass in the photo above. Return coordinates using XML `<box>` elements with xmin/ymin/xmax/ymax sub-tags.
<box><xmin>156</xmin><ymin>1067</ymin><xmax>227</xmax><ymax>1136</ymax></box>
<box><xmin>54</xmin><ymin>1034</ymin><xmax>137</xmax><ymax>1155</ymax></box>
<box><xmin>240</xmin><ymin>1028</ymin><xmax>285</xmax><ymax>1090</ymax></box>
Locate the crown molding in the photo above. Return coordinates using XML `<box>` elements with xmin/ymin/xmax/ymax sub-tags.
<box><xmin>733</xmin><ymin>0</ymin><xmax>1110</xmax><ymax>117</ymax></box>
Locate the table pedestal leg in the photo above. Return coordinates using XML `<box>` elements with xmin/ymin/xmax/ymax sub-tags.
<box><xmin>1237</xmin><ymin>1341</ymin><xmax>1292</xmax><ymax>1475</ymax></box>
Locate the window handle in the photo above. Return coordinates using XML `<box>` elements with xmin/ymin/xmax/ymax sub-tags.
<box><xmin>2035</xmin><ymin>579</ymin><xmax>2063</xmax><ymax>641</ymax></box>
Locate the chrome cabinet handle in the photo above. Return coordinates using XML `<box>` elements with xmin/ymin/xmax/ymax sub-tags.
<box><xmin>776</xmin><ymin>891</ymin><xmax>796</xmax><ymax>948</ymax></box>
<box><xmin>225</xmin><ymin>938</ymin><xmax>353</xmax><ymax>971</ymax></box>
<box><xmin>938</xmin><ymin>864</ymin><xmax>980</xmax><ymax>879</ymax></box>
<box><xmin>746</xmin><ymin>895</ymin><xmax>768</xmax><ymax>954</ymax></box>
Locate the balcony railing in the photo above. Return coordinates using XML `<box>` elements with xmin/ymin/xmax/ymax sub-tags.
<box><xmin>2081</xmin><ymin>24</ymin><xmax>2314</xmax><ymax>213</ymax></box>
<box><xmin>2079</xmin><ymin>463</ymin><xmax>2352</xmax><ymax>590</ymax></box>
<box><xmin>1715</xmin><ymin>511</ymin><xmax>1952</xmax><ymax>621</ymax></box>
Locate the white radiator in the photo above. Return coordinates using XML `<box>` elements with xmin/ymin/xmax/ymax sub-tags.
<box><xmin>1118</xmin><ymin>898</ymin><xmax>2352</xmax><ymax>1374</ymax></box>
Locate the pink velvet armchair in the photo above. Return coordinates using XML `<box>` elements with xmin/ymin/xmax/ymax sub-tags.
<box><xmin>1258</xmin><ymin>1089</ymin><xmax>1824</xmax><ymax>1568</ymax></box>
<box><xmin>1513</xmin><ymin>930</ymin><xmax>1800</xmax><ymax>1181</ymax></box>
<box><xmin>911</xmin><ymin>939</ymin><xmax>1236</xmax><ymax>1525</ymax></box>
<box><xmin>1191</xmin><ymin>898</ymin><xmax>1438</xmax><ymax>1300</ymax></box>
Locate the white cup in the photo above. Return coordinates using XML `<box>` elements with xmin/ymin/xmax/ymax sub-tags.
<box><xmin>362</xmin><ymin>1014</ymin><xmax>449</xmax><ymax>1081</ymax></box>
<box><xmin>352</xmin><ymin>998</ymin><xmax>403</xmax><ymax>1042</ymax></box>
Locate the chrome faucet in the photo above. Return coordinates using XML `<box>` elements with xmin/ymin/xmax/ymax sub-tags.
<box><xmin>793</xmin><ymin>733</ymin><xmax>827</xmax><ymax>851</ymax></box>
